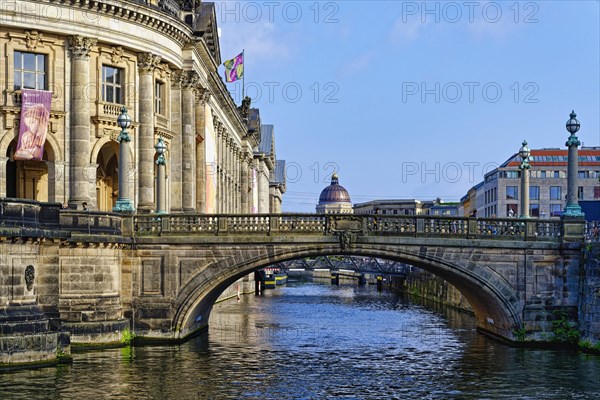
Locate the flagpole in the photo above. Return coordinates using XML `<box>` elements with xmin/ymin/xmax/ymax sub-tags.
<box><xmin>242</xmin><ymin>48</ymin><xmax>245</xmax><ymax>101</ymax></box>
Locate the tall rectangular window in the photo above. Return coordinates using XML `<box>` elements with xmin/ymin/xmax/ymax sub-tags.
<box><xmin>506</xmin><ymin>204</ymin><xmax>518</xmax><ymax>217</ymax></box>
<box><xmin>595</xmin><ymin>186</ymin><xmax>600</xmax><ymax>200</ymax></box>
<box><xmin>506</xmin><ymin>186</ymin><xmax>518</xmax><ymax>200</ymax></box>
<box><xmin>578</xmin><ymin>186</ymin><xmax>584</xmax><ymax>200</ymax></box>
<box><xmin>102</xmin><ymin>65</ymin><xmax>122</xmax><ymax>104</ymax></box>
<box><xmin>529</xmin><ymin>204</ymin><xmax>540</xmax><ymax>218</ymax></box>
<box><xmin>530</xmin><ymin>186</ymin><xmax>540</xmax><ymax>200</ymax></box>
<box><xmin>550</xmin><ymin>186</ymin><xmax>561</xmax><ymax>200</ymax></box>
<box><xmin>155</xmin><ymin>81</ymin><xmax>165</xmax><ymax>114</ymax></box>
<box><xmin>14</xmin><ymin>51</ymin><xmax>46</xmax><ymax>90</ymax></box>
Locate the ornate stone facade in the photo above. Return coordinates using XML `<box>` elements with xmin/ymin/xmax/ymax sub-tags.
<box><xmin>0</xmin><ymin>0</ymin><xmax>280</xmax><ymax>214</ymax></box>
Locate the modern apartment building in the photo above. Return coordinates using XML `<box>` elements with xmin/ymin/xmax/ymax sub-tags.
<box><xmin>474</xmin><ymin>147</ymin><xmax>600</xmax><ymax>218</ymax></box>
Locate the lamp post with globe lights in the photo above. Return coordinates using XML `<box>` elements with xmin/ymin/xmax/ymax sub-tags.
<box><xmin>519</xmin><ymin>140</ymin><xmax>531</xmax><ymax>219</ymax></box>
<box><xmin>155</xmin><ymin>137</ymin><xmax>167</xmax><ymax>214</ymax></box>
<box><xmin>563</xmin><ymin>111</ymin><xmax>584</xmax><ymax>218</ymax></box>
<box><xmin>113</xmin><ymin>107</ymin><xmax>135</xmax><ymax>212</ymax></box>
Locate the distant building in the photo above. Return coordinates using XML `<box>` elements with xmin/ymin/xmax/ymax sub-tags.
<box><xmin>316</xmin><ymin>173</ymin><xmax>353</xmax><ymax>214</ymax></box>
<box><xmin>460</xmin><ymin>182</ymin><xmax>484</xmax><ymax>217</ymax></box>
<box><xmin>354</xmin><ymin>199</ymin><xmax>427</xmax><ymax>215</ymax></box>
<box><xmin>475</xmin><ymin>147</ymin><xmax>600</xmax><ymax>218</ymax></box>
<box><xmin>429</xmin><ymin>202</ymin><xmax>460</xmax><ymax>216</ymax></box>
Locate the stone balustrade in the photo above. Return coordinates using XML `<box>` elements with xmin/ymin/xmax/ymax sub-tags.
<box><xmin>132</xmin><ymin>213</ymin><xmax>567</xmax><ymax>241</ymax></box>
<box><xmin>0</xmin><ymin>199</ymin><xmax>574</xmax><ymax>241</ymax></box>
<box><xmin>0</xmin><ymin>198</ymin><xmax>123</xmax><ymax>236</ymax></box>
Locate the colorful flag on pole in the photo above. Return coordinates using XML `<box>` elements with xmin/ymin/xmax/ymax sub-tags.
<box><xmin>223</xmin><ymin>52</ymin><xmax>244</xmax><ymax>83</ymax></box>
<box><xmin>14</xmin><ymin>89</ymin><xmax>52</xmax><ymax>161</ymax></box>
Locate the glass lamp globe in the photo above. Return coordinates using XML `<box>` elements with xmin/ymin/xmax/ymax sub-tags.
<box><xmin>566</xmin><ymin>110</ymin><xmax>580</xmax><ymax>134</ymax></box>
<box><xmin>155</xmin><ymin>137</ymin><xmax>167</xmax><ymax>155</ymax></box>
<box><xmin>519</xmin><ymin>140</ymin><xmax>530</xmax><ymax>160</ymax></box>
<box><xmin>117</xmin><ymin>107</ymin><xmax>131</xmax><ymax>130</ymax></box>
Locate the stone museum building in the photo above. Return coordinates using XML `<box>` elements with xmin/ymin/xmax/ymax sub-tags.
<box><xmin>0</xmin><ymin>0</ymin><xmax>283</xmax><ymax>214</ymax></box>
<box><xmin>0</xmin><ymin>0</ymin><xmax>289</xmax><ymax>367</ymax></box>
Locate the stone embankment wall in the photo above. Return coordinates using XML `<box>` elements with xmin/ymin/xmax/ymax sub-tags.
<box><xmin>580</xmin><ymin>243</ymin><xmax>600</xmax><ymax>347</ymax></box>
<box><xmin>396</xmin><ymin>268</ymin><xmax>473</xmax><ymax>314</ymax></box>
<box><xmin>216</xmin><ymin>274</ymin><xmax>256</xmax><ymax>303</ymax></box>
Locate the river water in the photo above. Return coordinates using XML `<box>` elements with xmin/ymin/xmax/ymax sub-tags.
<box><xmin>1</xmin><ymin>281</ymin><xmax>599</xmax><ymax>399</ymax></box>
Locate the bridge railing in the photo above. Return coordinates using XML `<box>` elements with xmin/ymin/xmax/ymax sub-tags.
<box><xmin>586</xmin><ymin>221</ymin><xmax>600</xmax><ymax>242</ymax></box>
<box><xmin>132</xmin><ymin>213</ymin><xmax>564</xmax><ymax>242</ymax></box>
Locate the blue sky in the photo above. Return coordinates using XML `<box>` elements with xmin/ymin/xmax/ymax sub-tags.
<box><xmin>215</xmin><ymin>1</ymin><xmax>600</xmax><ymax>212</ymax></box>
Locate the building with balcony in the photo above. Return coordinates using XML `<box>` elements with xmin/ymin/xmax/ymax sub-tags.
<box><xmin>0</xmin><ymin>0</ymin><xmax>282</xmax><ymax>214</ymax></box>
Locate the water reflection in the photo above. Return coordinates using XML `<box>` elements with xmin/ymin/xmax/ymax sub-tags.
<box><xmin>1</xmin><ymin>281</ymin><xmax>599</xmax><ymax>399</ymax></box>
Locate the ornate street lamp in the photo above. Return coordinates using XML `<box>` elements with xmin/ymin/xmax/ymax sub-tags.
<box><xmin>563</xmin><ymin>110</ymin><xmax>584</xmax><ymax>218</ymax></box>
<box><xmin>155</xmin><ymin>137</ymin><xmax>167</xmax><ymax>214</ymax></box>
<box><xmin>113</xmin><ymin>107</ymin><xmax>135</xmax><ymax>212</ymax></box>
<box><xmin>519</xmin><ymin>140</ymin><xmax>531</xmax><ymax>219</ymax></box>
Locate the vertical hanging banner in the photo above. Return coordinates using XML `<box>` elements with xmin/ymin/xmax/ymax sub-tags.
<box><xmin>15</xmin><ymin>89</ymin><xmax>52</xmax><ymax>160</ymax></box>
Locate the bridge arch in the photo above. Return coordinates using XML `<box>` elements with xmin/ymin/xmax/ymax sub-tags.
<box><xmin>173</xmin><ymin>244</ymin><xmax>523</xmax><ymax>341</ymax></box>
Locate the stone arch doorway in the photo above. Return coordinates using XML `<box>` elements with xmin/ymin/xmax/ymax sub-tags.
<box><xmin>5</xmin><ymin>139</ymin><xmax>53</xmax><ymax>201</ymax></box>
<box><xmin>95</xmin><ymin>141</ymin><xmax>119</xmax><ymax>211</ymax></box>
<box><xmin>170</xmin><ymin>245</ymin><xmax>522</xmax><ymax>342</ymax></box>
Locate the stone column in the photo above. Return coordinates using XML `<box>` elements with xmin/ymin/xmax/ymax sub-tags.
<box><xmin>136</xmin><ymin>53</ymin><xmax>161</xmax><ymax>212</ymax></box>
<box><xmin>216</xmin><ymin>123</ymin><xmax>223</xmax><ymax>213</ymax></box>
<box><xmin>181</xmin><ymin>71</ymin><xmax>198</xmax><ymax>213</ymax></box>
<box><xmin>226</xmin><ymin>138</ymin><xmax>231</xmax><ymax>213</ymax></box>
<box><xmin>240</xmin><ymin>156</ymin><xmax>249</xmax><ymax>213</ymax></box>
<box><xmin>234</xmin><ymin>148</ymin><xmax>239</xmax><ymax>213</ymax></box>
<box><xmin>214</xmin><ymin>120</ymin><xmax>221</xmax><ymax>213</ymax></box>
<box><xmin>249</xmin><ymin>160</ymin><xmax>257</xmax><ymax>213</ymax></box>
<box><xmin>195</xmin><ymin>88</ymin><xmax>210</xmax><ymax>213</ymax></box>
<box><xmin>223</xmin><ymin>131</ymin><xmax>230</xmax><ymax>213</ymax></box>
<box><xmin>258</xmin><ymin>160</ymin><xmax>269</xmax><ymax>213</ymax></box>
<box><xmin>0</xmin><ymin>157</ymin><xmax>7</xmax><ymax>198</ymax></box>
<box><xmin>170</xmin><ymin>71</ymin><xmax>183</xmax><ymax>212</ymax></box>
<box><xmin>67</xmin><ymin>35</ymin><xmax>96</xmax><ymax>209</ymax></box>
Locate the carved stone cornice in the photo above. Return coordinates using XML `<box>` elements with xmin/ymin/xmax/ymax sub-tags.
<box><xmin>171</xmin><ymin>70</ymin><xmax>183</xmax><ymax>89</ymax></box>
<box><xmin>195</xmin><ymin>87</ymin><xmax>211</xmax><ymax>105</ymax></box>
<box><xmin>46</xmin><ymin>0</ymin><xmax>193</xmax><ymax>47</ymax></box>
<box><xmin>158</xmin><ymin>63</ymin><xmax>172</xmax><ymax>80</ymax></box>
<box><xmin>68</xmin><ymin>35</ymin><xmax>96</xmax><ymax>59</ymax></box>
<box><xmin>181</xmin><ymin>71</ymin><xmax>200</xmax><ymax>89</ymax></box>
<box><xmin>155</xmin><ymin>127</ymin><xmax>175</xmax><ymax>141</ymax></box>
<box><xmin>213</xmin><ymin>115</ymin><xmax>220</xmax><ymax>131</ymax></box>
<box><xmin>138</xmin><ymin>53</ymin><xmax>162</xmax><ymax>74</ymax></box>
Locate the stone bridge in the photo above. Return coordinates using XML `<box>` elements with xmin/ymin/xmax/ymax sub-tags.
<box><xmin>0</xmin><ymin>199</ymin><xmax>590</xmax><ymax>366</ymax></box>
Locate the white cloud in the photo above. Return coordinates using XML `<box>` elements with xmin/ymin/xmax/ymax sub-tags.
<box><xmin>341</xmin><ymin>51</ymin><xmax>374</xmax><ymax>77</ymax></box>
<box><xmin>389</xmin><ymin>17</ymin><xmax>429</xmax><ymax>44</ymax></box>
<box><xmin>219</xmin><ymin>21</ymin><xmax>292</xmax><ymax>65</ymax></box>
